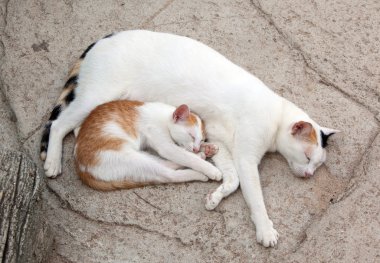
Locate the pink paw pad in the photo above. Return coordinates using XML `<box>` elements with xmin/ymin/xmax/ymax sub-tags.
<box><xmin>200</xmin><ymin>143</ymin><xmax>219</xmax><ymax>158</ymax></box>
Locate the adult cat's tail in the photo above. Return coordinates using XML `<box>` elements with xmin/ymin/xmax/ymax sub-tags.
<box><xmin>77</xmin><ymin>169</ymin><xmax>146</xmax><ymax>191</ymax></box>
<box><xmin>40</xmin><ymin>59</ymin><xmax>82</xmax><ymax>160</ymax></box>
<box><xmin>40</xmin><ymin>33</ymin><xmax>115</xmax><ymax>160</ymax></box>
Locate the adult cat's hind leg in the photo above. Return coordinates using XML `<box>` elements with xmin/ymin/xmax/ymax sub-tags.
<box><xmin>44</xmin><ymin>98</ymin><xmax>102</xmax><ymax>177</ymax></box>
<box><xmin>204</xmin><ymin>142</ymin><xmax>239</xmax><ymax>210</ymax></box>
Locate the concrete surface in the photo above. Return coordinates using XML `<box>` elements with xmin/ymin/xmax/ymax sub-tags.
<box><xmin>0</xmin><ymin>0</ymin><xmax>379</xmax><ymax>262</ymax></box>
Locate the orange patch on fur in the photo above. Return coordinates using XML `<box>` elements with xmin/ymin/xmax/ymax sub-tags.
<box><xmin>187</xmin><ymin>113</ymin><xmax>198</xmax><ymax>126</ymax></box>
<box><xmin>200</xmin><ymin>119</ymin><xmax>206</xmax><ymax>139</ymax></box>
<box><xmin>68</xmin><ymin>59</ymin><xmax>82</xmax><ymax>77</ymax></box>
<box><xmin>76</xmin><ymin>165</ymin><xmax>146</xmax><ymax>191</ymax></box>
<box><xmin>309</xmin><ymin>128</ymin><xmax>318</xmax><ymax>145</ymax></box>
<box><xmin>75</xmin><ymin>100</ymin><xmax>143</xmax><ymax>168</ymax></box>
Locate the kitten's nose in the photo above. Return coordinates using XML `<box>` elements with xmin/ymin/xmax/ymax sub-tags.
<box><xmin>193</xmin><ymin>147</ymin><xmax>200</xmax><ymax>153</ymax></box>
<box><xmin>304</xmin><ymin>171</ymin><xmax>313</xmax><ymax>177</ymax></box>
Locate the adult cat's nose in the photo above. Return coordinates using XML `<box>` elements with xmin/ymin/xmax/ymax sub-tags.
<box><xmin>193</xmin><ymin>147</ymin><xmax>200</xmax><ymax>153</ymax></box>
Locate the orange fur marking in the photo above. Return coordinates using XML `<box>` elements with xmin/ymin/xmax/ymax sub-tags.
<box><xmin>75</xmin><ymin>100</ymin><xmax>143</xmax><ymax>168</ymax></box>
<box><xmin>76</xmin><ymin>165</ymin><xmax>146</xmax><ymax>191</ymax></box>
<box><xmin>68</xmin><ymin>59</ymin><xmax>82</xmax><ymax>77</ymax></box>
<box><xmin>200</xmin><ymin>119</ymin><xmax>206</xmax><ymax>139</ymax></box>
<box><xmin>309</xmin><ymin>128</ymin><xmax>318</xmax><ymax>145</ymax></box>
<box><xmin>187</xmin><ymin>113</ymin><xmax>198</xmax><ymax>126</ymax></box>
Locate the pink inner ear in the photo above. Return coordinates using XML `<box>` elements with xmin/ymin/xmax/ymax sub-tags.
<box><xmin>291</xmin><ymin>121</ymin><xmax>313</xmax><ymax>137</ymax></box>
<box><xmin>173</xmin><ymin>104</ymin><xmax>190</xmax><ymax>122</ymax></box>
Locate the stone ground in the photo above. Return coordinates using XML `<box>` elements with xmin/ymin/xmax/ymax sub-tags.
<box><xmin>0</xmin><ymin>0</ymin><xmax>379</xmax><ymax>262</ymax></box>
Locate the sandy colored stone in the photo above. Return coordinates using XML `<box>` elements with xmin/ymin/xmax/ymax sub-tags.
<box><xmin>0</xmin><ymin>0</ymin><xmax>379</xmax><ymax>262</ymax></box>
<box><xmin>284</xmin><ymin>134</ymin><xmax>380</xmax><ymax>263</ymax></box>
<box><xmin>251</xmin><ymin>0</ymin><xmax>380</xmax><ymax>114</ymax></box>
<box><xmin>0</xmin><ymin>149</ymin><xmax>51</xmax><ymax>263</ymax></box>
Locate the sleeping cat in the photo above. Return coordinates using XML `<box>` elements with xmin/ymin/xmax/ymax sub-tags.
<box><xmin>40</xmin><ymin>30</ymin><xmax>339</xmax><ymax>247</ymax></box>
<box><xmin>74</xmin><ymin>100</ymin><xmax>221</xmax><ymax>190</ymax></box>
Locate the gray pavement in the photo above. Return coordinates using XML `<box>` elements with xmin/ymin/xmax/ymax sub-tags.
<box><xmin>0</xmin><ymin>0</ymin><xmax>379</xmax><ymax>262</ymax></box>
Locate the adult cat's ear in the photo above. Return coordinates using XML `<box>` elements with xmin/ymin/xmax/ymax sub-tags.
<box><xmin>291</xmin><ymin>121</ymin><xmax>315</xmax><ymax>141</ymax></box>
<box><xmin>173</xmin><ymin>104</ymin><xmax>190</xmax><ymax>122</ymax></box>
<box><xmin>320</xmin><ymin>127</ymin><xmax>340</xmax><ymax>148</ymax></box>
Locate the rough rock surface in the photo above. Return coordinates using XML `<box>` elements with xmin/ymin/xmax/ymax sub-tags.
<box><xmin>0</xmin><ymin>149</ymin><xmax>51</xmax><ymax>263</ymax></box>
<box><xmin>0</xmin><ymin>0</ymin><xmax>379</xmax><ymax>262</ymax></box>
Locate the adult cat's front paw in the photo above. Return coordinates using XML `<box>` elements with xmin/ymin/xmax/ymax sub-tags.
<box><xmin>256</xmin><ymin>221</ymin><xmax>279</xmax><ymax>247</ymax></box>
<box><xmin>205</xmin><ymin>190</ymin><xmax>223</xmax><ymax>210</ymax></box>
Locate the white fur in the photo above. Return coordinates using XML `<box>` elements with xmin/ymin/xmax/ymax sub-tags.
<box><xmin>76</xmin><ymin>102</ymin><xmax>221</xmax><ymax>184</ymax></box>
<box><xmin>44</xmin><ymin>30</ymin><xmax>336</xmax><ymax>247</ymax></box>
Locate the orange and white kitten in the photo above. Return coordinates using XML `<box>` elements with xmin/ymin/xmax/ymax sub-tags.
<box><xmin>74</xmin><ymin>100</ymin><xmax>221</xmax><ymax>191</ymax></box>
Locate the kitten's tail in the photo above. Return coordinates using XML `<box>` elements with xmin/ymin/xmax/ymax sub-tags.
<box><xmin>40</xmin><ymin>59</ymin><xmax>82</xmax><ymax>160</ymax></box>
<box><xmin>77</xmin><ymin>169</ymin><xmax>146</xmax><ymax>191</ymax></box>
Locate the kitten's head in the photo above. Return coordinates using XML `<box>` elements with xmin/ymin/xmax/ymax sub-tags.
<box><xmin>278</xmin><ymin>120</ymin><xmax>339</xmax><ymax>178</ymax></box>
<box><xmin>169</xmin><ymin>104</ymin><xmax>205</xmax><ymax>152</ymax></box>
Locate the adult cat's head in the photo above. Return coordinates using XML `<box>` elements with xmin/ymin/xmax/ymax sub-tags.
<box><xmin>276</xmin><ymin>104</ymin><xmax>339</xmax><ymax>178</ymax></box>
<box><xmin>169</xmin><ymin>104</ymin><xmax>205</xmax><ymax>153</ymax></box>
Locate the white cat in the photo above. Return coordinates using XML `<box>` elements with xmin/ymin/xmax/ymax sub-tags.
<box><xmin>41</xmin><ymin>30</ymin><xmax>339</xmax><ymax>247</ymax></box>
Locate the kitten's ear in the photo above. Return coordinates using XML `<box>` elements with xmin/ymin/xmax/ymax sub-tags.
<box><xmin>291</xmin><ymin>121</ymin><xmax>314</xmax><ymax>139</ymax></box>
<box><xmin>173</xmin><ymin>104</ymin><xmax>190</xmax><ymax>122</ymax></box>
<box><xmin>320</xmin><ymin>127</ymin><xmax>340</xmax><ymax>148</ymax></box>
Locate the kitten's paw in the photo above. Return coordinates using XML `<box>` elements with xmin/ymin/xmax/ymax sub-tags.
<box><xmin>44</xmin><ymin>159</ymin><xmax>62</xmax><ymax>178</ymax></box>
<box><xmin>201</xmin><ymin>143</ymin><xmax>219</xmax><ymax>158</ymax></box>
<box><xmin>256</xmin><ymin>221</ymin><xmax>279</xmax><ymax>247</ymax></box>
<box><xmin>206</xmin><ymin>167</ymin><xmax>222</xmax><ymax>181</ymax></box>
<box><xmin>189</xmin><ymin>170</ymin><xmax>209</xmax><ymax>182</ymax></box>
<box><xmin>197</xmin><ymin>152</ymin><xmax>206</xmax><ymax>160</ymax></box>
<box><xmin>205</xmin><ymin>190</ymin><xmax>223</xmax><ymax>210</ymax></box>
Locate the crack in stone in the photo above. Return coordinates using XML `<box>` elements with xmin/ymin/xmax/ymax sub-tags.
<box><xmin>133</xmin><ymin>191</ymin><xmax>162</xmax><ymax>211</ymax></box>
<box><xmin>334</xmin><ymin>127</ymin><xmax>380</xmax><ymax>204</ymax></box>
<box><xmin>20</xmin><ymin>122</ymin><xmax>45</xmax><ymax>145</ymax></box>
<box><xmin>152</xmin><ymin>15</ymin><xmax>248</xmax><ymax>29</ymax></box>
<box><xmin>1</xmin><ymin>152</ymin><xmax>23</xmax><ymax>263</ymax></box>
<box><xmin>140</xmin><ymin>0</ymin><xmax>176</xmax><ymax>28</ymax></box>
<box><xmin>45</xmin><ymin>185</ymin><xmax>194</xmax><ymax>248</ymax></box>
<box><xmin>250</xmin><ymin>0</ymin><xmax>378</xmax><ymax>116</ymax></box>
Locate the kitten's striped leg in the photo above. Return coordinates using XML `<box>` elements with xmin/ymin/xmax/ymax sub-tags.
<box><xmin>205</xmin><ymin>143</ymin><xmax>239</xmax><ymax>210</ymax></box>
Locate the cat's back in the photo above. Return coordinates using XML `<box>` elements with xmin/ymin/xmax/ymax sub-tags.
<box><xmin>79</xmin><ymin>100</ymin><xmax>144</xmax><ymax>135</ymax></box>
<box><xmin>76</xmin><ymin>100</ymin><xmax>144</xmax><ymax>162</ymax></box>
<box><xmin>83</xmin><ymin>30</ymin><xmax>248</xmax><ymax>84</ymax></box>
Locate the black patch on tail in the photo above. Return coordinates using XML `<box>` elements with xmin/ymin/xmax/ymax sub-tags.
<box><xmin>64</xmin><ymin>75</ymin><xmax>78</xmax><ymax>89</ymax></box>
<box><xmin>40</xmin><ymin>122</ymin><xmax>52</xmax><ymax>153</ymax></box>
<box><xmin>49</xmin><ymin>105</ymin><xmax>62</xmax><ymax>121</ymax></box>
<box><xmin>103</xmin><ymin>33</ymin><xmax>114</xmax><ymax>39</ymax></box>
<box><xmin>79</xmin><ymin>33</ymin><xmax>114</xmax><ymax>59</ymax></box>
<box><xmin>80</xmin><ymin>42</ymin><xmax>96</xmax><ymax>59</ymax></box>
<box><xmin>320</xmin><ymin>131</ymin><xmax>332</xmax><ymax>148</ymax></box>
<box><xmin>65</xmin><ymin>89</ymin><xmax>75</xmax><ymax>104</ymax></box>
